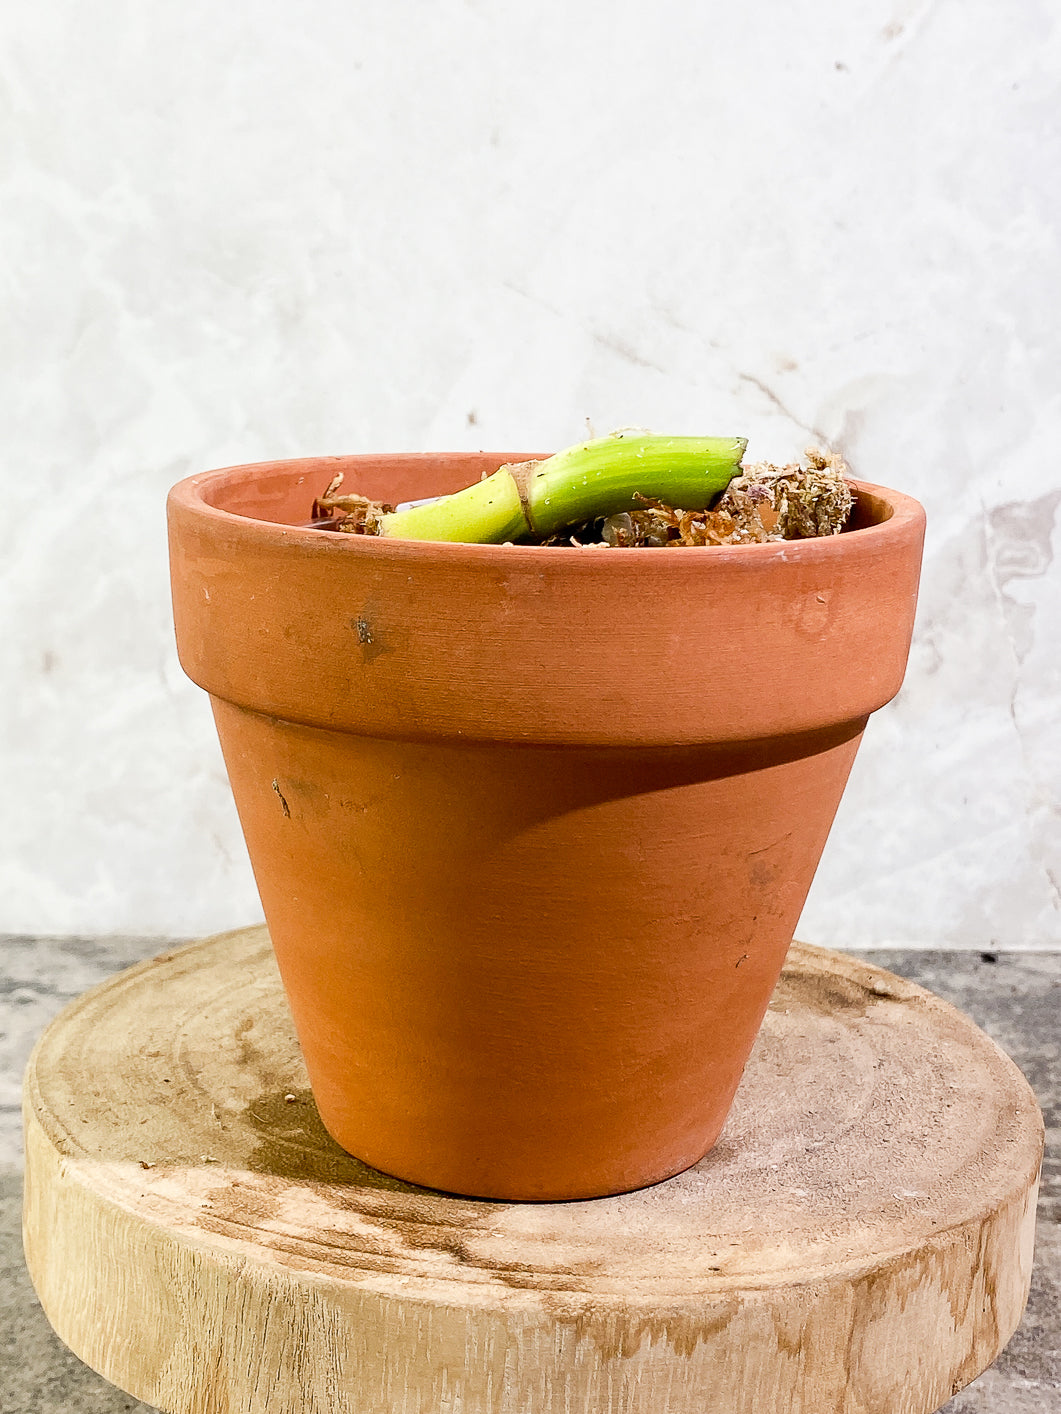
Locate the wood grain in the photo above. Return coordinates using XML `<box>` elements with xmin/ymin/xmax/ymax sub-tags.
<box><xmin>23</xmin><ymin>927</ymin><xmax>1042</xmax><ymax>1414</ymax></box>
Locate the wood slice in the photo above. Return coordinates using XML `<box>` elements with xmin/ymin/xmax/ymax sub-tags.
<box><xmin>23</xmin><ymin>927</ymin><xmax>1042</xmax><ymax>1414</ymax></box>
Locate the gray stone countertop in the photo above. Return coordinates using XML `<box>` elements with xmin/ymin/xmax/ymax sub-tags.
<box><xmin>1</xmin><ymin>936</ymin><xmax>1058</xmax><ymax>1414</ymax></box>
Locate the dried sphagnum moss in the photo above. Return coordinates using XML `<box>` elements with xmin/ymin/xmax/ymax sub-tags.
<box><xmin>313</xmin><ymin>472</ymin><xmax>393</xmax><ymax>535</ymax></box>
<box><xmin>724</xmin><ymin>448</ymin><xmax>854</xmax><ymax>541</ymax></box>
<box><xmin>586</xmin><ymin>448</ymin><xmax>853</xmax><ymax>548</ymax></box>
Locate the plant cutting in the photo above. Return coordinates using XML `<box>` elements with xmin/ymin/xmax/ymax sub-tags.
<box><xmin>168</xmin><ymin>433</ymin><xmax>925</xmax><ymax>1201</ymax></box>
<box><xmin>311</xmin><ymin>433</ymin><xmax>748</xmax><ymax>542</ymax></box>
<box><xmin>307</xmin><ymin>431</ymin><xmax>855</xmax><ymax>547</ymax></box>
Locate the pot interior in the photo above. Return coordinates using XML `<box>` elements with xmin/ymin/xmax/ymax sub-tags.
<box><xmin>200</xmin><ymin>453</ymin><xmax>524</xmax><ymax>527</ymax></box>
<box><xmin>198</xmin><ymin>454</ymin><xmax>897</xmax><ymax>535</ymax></box>
<box><xmin>847</xmin><ymin>488</ymin><xmax>894</xmax><ymax>531</ymax></box>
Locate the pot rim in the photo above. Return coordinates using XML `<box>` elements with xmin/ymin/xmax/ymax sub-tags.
<box><xmin>168</xmin><ymin>452</ymin><xmax>927</xmax><ymax>744</ymax></box>
<box><xmin>168</xmin><ymin>453</ymin><xmax>925</xmax><ymax>566</ymax></box>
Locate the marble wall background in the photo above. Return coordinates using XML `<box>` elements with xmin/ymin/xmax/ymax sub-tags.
<box><xmin>1</xmin><ymin>0</ymin><xmax>1058</xmax><ymax>946</ymax></box>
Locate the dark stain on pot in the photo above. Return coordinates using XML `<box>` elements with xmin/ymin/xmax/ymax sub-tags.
<box><xmin>271</xmin><ymin>778</ymin><xmax>291</xmax><ymax>818</ymax></box>
<box><xmin>351</xmin><ymin>614</ymin><xmax>393</xmax><ymax>664</ymax></box>
<box><xmin>748</xmin><ymin>853</ymin><xmax>785</xmax><ymax>890</ymax></box>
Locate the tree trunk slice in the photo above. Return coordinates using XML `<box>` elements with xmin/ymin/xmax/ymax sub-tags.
<box><xmin>23</xmin><ymin>927</ymin><xmax>1042</xmax><ymax>1414</ymax></box>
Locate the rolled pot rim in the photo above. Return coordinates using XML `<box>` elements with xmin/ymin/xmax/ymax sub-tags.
<box><xmin>168</xmin><ymin>453</ymin><xmax>926</xmax><ymax>566</ymax></box>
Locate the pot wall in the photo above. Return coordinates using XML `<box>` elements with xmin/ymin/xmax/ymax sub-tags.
<box><xmin>169</xmin><ymin>453</ymin><xmax>925</xmax><ymax>1199</ymax></box>
<box><xmin>213</xmin><ymin>703</ymin><xmax>865</xmax><ymax>1198</ymax></box>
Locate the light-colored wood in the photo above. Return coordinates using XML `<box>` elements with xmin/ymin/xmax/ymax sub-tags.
<box><xmin>23</xmin><ymin>927</ymin><xmax>1042</xmax><ymax>1414</ymax></box>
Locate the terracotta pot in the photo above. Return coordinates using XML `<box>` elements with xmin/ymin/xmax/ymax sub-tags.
<box><xmin>168</xmin><ymin>452</ymin><xmax>925</xmax><ymax>1201</ymax></box>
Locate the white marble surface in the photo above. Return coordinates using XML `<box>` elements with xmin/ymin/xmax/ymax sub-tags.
<box><xmin>0</xmin><ymin>0</ymin><xmax>1058</xmax><ymax>944</ymax></box>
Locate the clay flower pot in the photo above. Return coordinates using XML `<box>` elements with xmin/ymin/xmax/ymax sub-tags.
<box><xmin>168</xmin><ymin>452</ymin><xmax>925</xmax><ymax>1201</ymax></box>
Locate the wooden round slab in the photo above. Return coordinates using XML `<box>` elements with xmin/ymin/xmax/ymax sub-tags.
<box><xmin>24</xmin><ymin>927</ymin><xmax>1042</xmax><ymax>1414</ymax></box>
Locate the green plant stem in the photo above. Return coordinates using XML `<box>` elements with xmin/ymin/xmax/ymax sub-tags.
<box><xmin>378</xmin><ymin>468</ymin><xmax>528</xmax><ymax>543</ymax></box>
<box><xmin>377</xmin><ymin>434</ymin><xmax>748</xmax><ymax>543</ymax></box>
